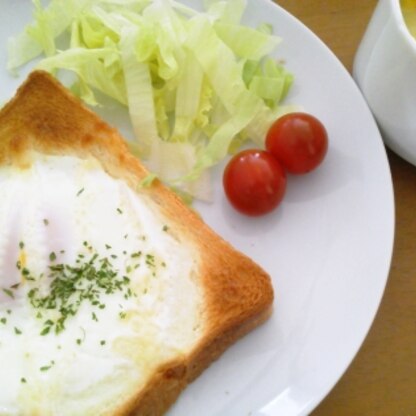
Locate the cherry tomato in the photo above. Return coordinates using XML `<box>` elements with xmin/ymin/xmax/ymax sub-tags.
<box><xmin>266</xmin><ymin>112</ymin><xmax>328</xmax><ymax>174</ymax></box>
<box><xmin>223</xmin><ymin>149</ymin><xmax>286</xmax><ymax>216</ymax></box>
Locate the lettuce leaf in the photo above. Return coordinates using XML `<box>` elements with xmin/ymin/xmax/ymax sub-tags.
<box><xmin>7</xmin><ymin>0</ymin><xmax>296</xmax><ymax>200</ymax></box>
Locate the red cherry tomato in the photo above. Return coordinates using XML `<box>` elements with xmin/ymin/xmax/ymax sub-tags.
<box><xmin>223</xmin><ymin>149</ymin><xmax>287</xmax><ymax>216</ymax></box>
<box><xmin>266</xmin><ymin>112</ymin><xmax>328</xmax><ymax>174</ymax></box>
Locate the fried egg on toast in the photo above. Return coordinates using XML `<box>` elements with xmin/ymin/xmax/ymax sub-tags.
<box><xmin>0</xmin><ymin>71</ymin><xmax>273</xmax><ymax>416</ymax></box>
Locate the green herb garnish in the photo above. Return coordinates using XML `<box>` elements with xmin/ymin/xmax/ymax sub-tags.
<box><xmin>145</xmin><ymin>254</ymin><xmax>155</xmax><ymax>268</ymax></box>
<box><xmin>40</xmin><ymin>326</ymin><xmax>51</xmax><ymax>336</ymax></box>
<box><xmin>2</xmin><ymin>288</ymin><xmax>14</xmax><ymax>299</ymax></box>
<box><xmin>26</xmin><ymin>248</ymin><xmax>133</xmax><ymax>335</ymax></box>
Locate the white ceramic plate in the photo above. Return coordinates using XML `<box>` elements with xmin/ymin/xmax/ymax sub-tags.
<box><xmin>0</xmin><ymin>1</ymin><xmax>394</xmax><ymax>415</ymax></box>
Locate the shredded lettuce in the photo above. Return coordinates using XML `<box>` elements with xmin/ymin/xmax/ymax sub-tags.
<box><xmin>8</xmin><ymin>0</ymin><xmax>296</xmax><ymax>200</ymax></box>
<box><xmin>137</xmin><ymin>172</ymin><xmax>158</xmax><ymax>188</ymax></box>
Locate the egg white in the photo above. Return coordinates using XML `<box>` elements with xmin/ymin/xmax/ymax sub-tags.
<box><xmin>0</xmin><ymin>153</ymin><xmax>204</xmax><ymax>416</ymax></box>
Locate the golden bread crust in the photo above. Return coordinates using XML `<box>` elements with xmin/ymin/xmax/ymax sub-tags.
<box><xmin>0</xmin><ymin>70</ymin><xmax>274</xmax><ymax>416</ymax></box>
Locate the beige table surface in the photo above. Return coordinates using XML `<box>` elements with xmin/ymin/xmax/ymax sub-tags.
<box><xmin>274</xmin><ymin>1</ymin><xmax>416</xmax><ymax>415</ymax></box>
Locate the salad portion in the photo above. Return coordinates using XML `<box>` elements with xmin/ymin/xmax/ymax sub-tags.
<box><xmin>8</xmin><ymin>0</ymin><xmax>296</xmax><ymax>200</ymax></box>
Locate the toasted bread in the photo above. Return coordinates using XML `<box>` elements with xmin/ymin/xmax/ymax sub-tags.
<box><xmin>0</xmin><ymin>70</ymin><xmax>274</xmax><ymax>415</ymax></box>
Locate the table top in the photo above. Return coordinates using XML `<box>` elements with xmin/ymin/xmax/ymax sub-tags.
<box><xmin>275</xmin><ymin>1</ymin><xmax>416</xmax><ymax>415</ymax></box>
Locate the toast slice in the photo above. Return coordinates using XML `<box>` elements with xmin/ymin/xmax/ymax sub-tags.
<box><xmin>0</xmin><ymin>70</ymin><xmax>274</xmax><ymax>416</ymax></box>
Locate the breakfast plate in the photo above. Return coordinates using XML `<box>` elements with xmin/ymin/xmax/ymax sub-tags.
<box><xmin>0</xmin><ymin>1</ymin><xmax>394</xmax><ymax>415</ymax></box>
